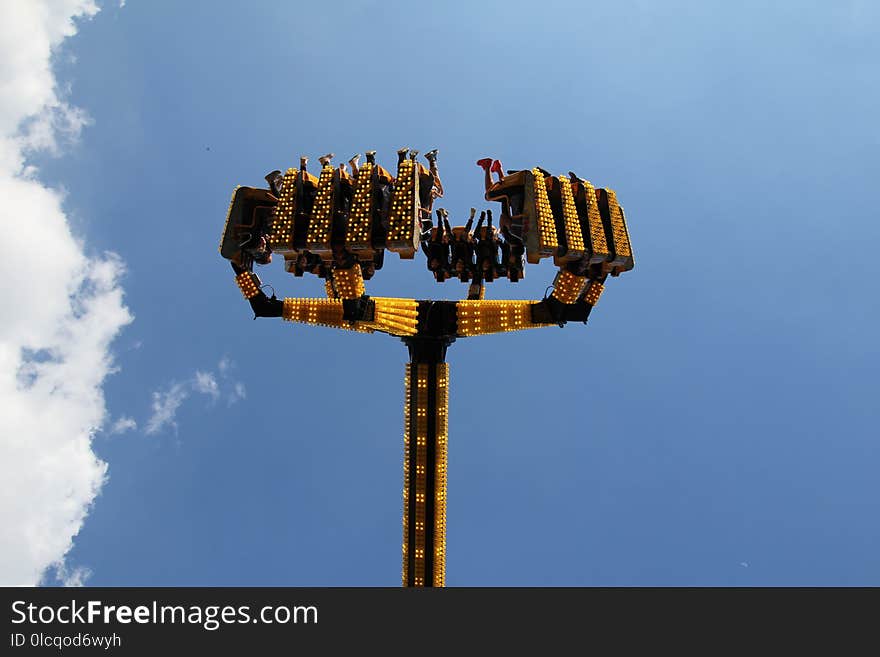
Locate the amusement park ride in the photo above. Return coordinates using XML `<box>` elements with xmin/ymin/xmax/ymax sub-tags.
<box><xmin>219</xmin><ymin>148</ymin><xmax>634</xmax><ymax>586</ymax></box>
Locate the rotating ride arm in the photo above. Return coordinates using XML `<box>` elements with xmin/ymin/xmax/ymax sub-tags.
<box><xmin>231</xmin><ymin>260</ymin><xmax>605</xmax><ymax>339</ymax></box>
<box><xmin>220</xmin><ymin>150</ymin><xmax>633</xmax><ymax>340</ymax></box>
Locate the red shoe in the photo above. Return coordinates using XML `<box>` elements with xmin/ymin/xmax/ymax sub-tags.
<box><xmin>490</xmin><ymin>159</ymin><xmax>504</xmax><ymax>174</ymax></box>
<box><xmin>476</xmin><ymin>158</ymin><xmax>493</xmax><ymax>169</ymax></box>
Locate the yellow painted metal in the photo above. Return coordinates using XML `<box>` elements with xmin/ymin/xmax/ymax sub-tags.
<box><xmin>235</xmin><ymin>271</ymin><xmax>261</xmax><ymax>299</ymax></box>
<box><xmin>551</xmin><ymin>269</ymin><xmax>587</xmax><ymax>304</ymax></box>
<box><xmin>557</xmin><ymin>175</ymin><xmax>585</xmax><ymax>259</ymax></box>
<box><xmin>583</xmin><ymin>280</ymin><xmax>605</xmax><ymax>306</ymax></box>
<box><xmin>433</xmin><ymin>363</ymin><xmax>448</xmax><ymax>587</ymax></box>
<box><xmin>266</xmin><ymin>169</ymin><xmax>297</xmax><ymax>253</ymax></box>
<box><xmin>346</xmin><ymin>162</ymin><xmax>374</xmax><ymax>252</ymax></box>
<box><xmin>387</xmin><ymin>158</ymin><xmax>420</xmax><ymax>258</ymax></box>
<box><xmin>306</xmin><ymin>165</ymin><xmax>335</xmax><ymax>256</ymax></box>
<box><xmin>456</xmin><ymin>299</ymin><xmax>548</xmax><ymax>336</ymax></box>
<box><xmin>281</xmin><ymin>298</ymin><xmax>372</xmax><ymax>333</ymax></box>
<box><xmin>332</xmin><ymin>266</ymin><xmax>365</xmax><ymax>299</ymax></box>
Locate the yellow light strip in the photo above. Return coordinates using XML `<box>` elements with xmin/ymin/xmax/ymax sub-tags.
<box><xmin>401</xmin><ymin>365</ymin><xmax>411</xmax><ymax>587</ymax></box>
<box><xmin>413</xmin><ymin>364</ymin><xmax>429</xmax><ymax>587</ymax></box>
<box><xmin>235</xmin><ymin>271</ymin><xmax>260</xmax><ymax>299</ymax></box>
<box><xmin>605</xmin><ymin>189</ymin><xmax>631</xmax><ymax>259</ymax></box>
<box><xmin>433</xmin><ymin>363</ymin><xmax>449</xmax><ymax>587</ymax></box>
<box><xmin>604</xmin><ymin>189</ymin><xmax>634</xmax><ymax>274</ymax></box>
<box><xmin>582</xmin><ymin>180</ymin><xmax>610</xmax><ymax>262</ymax></box>
<box><xmin>278</xmin><ymin>296</ymin><xmax>419</xmax><ymax>335</ymax></box>
<box><xmin>558</xmin><ymin>176</ymin><xmax>584</xmax><ymax>257</ymax></box>
<box><xmin>324</xmin><ymin>278</ymin><xmax>337</xmax><ymax>299</ymax></box>
<box><xmin>218</xmin><ymin>185</ymin><xmax>240</xmax><ymax>254</ymax></box>
<box><xmin>365</xmin><ymin>297</ymin><xmax>419</xmax><ymax>336</ymax></box>
<box><xmin>266</xmin><ymin>169</ymin><xmax>297</xmax><ymax>252</ymax></box>
<box><xmin>387</xmin><ymin>159</ymin><xmax>418</xmax><ymax>256</ymax></box>
<box><xmin>346</xmin><ymin>162</ymin><xmax>373</xmax><ymax>250</ymax></box>
<box><xmin>583</xmin><ymin>281</ymin><xmax>604</xmax><ymax>306</ymax></box>
<box><xmin>281</xmin><ymin>298</ymin><xmax>372</xmax><ymax>333</ymax></box>
<box><xmin>530</xmin><ymin>168</ymin><xmax>559</xmax><ymax>255</ymax></box>
<box><xmin>455</xmin><ymin>300</ymin><xmax>548</xmax><ymax>336</ymax></box>
<box><xmin>551</xmin><ymin>269</ymin><xmax>587</xmax><ymax>304</ymax></box>
<box><xmin>306</xmin><ymin>165</ymin><xmax>334</xmax><ymax>252</ymax></box>
<box><xmin>332</xmin><ymin>266</ymin><xmax>365</xmax><ymax>299</ymax></box>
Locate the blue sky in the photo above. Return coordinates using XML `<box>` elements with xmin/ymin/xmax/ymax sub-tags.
<box><xmin>2</xmin><ymin>0</ymin><xmax>878</xmax><ymax>586</ymax></box>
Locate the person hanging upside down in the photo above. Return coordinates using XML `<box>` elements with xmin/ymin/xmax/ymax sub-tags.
<box><xmin>474</xmin><ymin>209</ymin><xmax>501</xmax><ymax>283</ymax></box>
<box><xmin>476</xmin><ymin>157</ymin><xmax>527</xmax><ymax>234</ymax></box>
<box><xmin>477</xmin><ymin>157</ymin><xmax>505</xmax><ymax>191</ymax></box>
<box><xmin>348</xmin><ymin>153</ymin><xmax>360</xmax><ymax>178</ymax></box>
<box><xmin>413</xmin><ymin>148</ymin><xmax>443</xmax><ymax>226</ymax></box>
<box><xmin>423</xmin><ymin>208</ymin><xmax>452</xmax><ymax>282</ymax></box>
<box><xmin>451</xmin><ymin>207</ymin><xmax>476</xmax><ymax>282</ymax></box>
<box><xmin>501</xmin><ymin>224</ymin><xmax>525</xmax><ymax>281</ymax></box>
<box><xmin>425</xmin><ymin>148</ymin><xmax>444</xmax><ymax>197</ymax></box>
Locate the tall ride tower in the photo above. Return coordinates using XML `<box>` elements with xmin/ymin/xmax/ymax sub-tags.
<box><xmin>220</xmin><ymin>150</ymin><xmax>634</xmax><ymax>585</ymax></box>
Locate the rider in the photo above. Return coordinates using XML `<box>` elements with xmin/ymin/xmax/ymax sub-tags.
<box><xmin>474</xmin><ymin>209</ymin><xmax>501</xmax><ymax>283</ymax></box>
<box><xmin>423</xmin><ymin>208</ymin><xmax>452</xmax><ymax>281</ymax></box>
<box><xmin>450</xmin><ymin>208</ymin><xmax>477</xmax><ymax>281</ymax></box>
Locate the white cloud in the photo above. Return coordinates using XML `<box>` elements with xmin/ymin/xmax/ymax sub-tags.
<box><xmin>193</xmin><ymin>371</ymin><xmax>220</xmax><ymax>401</ymax></box>
<box><xmin>61</xmin><ymin>565</ymin><xmax>92</xmax><ymax>587</ymax></box>
<box><xmin>46</xmin><ymin>561</ymin><xmax>92</xmax><ymax>587</ymax></box>
<box><xmin>107</xmin><ymin>415</ymin><xmax>137</xmax><ymax>435</ymax></box>
<box><xmin>145</xmin><ymin>361</ymin><xmax>245</xmax><ymax>436</ymax></box>
<box><xmin>0</xmin><ymin>1</ymin><xmax>133</xmax><ymax>586</ymax></box>
<box><xmin>145</xmin><ymin>382</ymin><xmax>188</xmax><ymax>435</ymax></box>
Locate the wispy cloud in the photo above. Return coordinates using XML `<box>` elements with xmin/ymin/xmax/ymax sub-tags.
<box><xmin>107</xmin><ymin>416</ymin><xmax>137</xmax><ymax>435</ymax></box>
<box><xmin>0</xmin><ymin>2</ymin><xmax>133</xmax><ymax>587</ymax></box>
<box><xmin>45</xmin><ymin>561</ymin><xmax>93</xmax><ymax>587</ymax></box>
<box><xmin>145</xmin><ymin>382</ymin><xmax>188</xmax><ymax>435</ymax></box>
<box><xmin>194</xmin><ymin>371</ymin><xmax>220</xmax><ymax>401</ymax></box>
<box><xmin>145</xmin><ymin>359</ymin><xmax>245</xmax><ymax>435</ymax></box>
